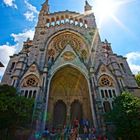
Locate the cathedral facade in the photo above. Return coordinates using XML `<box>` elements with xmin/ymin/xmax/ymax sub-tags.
<box><xmin>1</xmin><ymin>0</ymin><xmax>138</xmax><ymax>132</ymax></box>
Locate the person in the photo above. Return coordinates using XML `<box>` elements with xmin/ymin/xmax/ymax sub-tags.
<box><xmin>61</xmin><ymin>127</ymin><xmax>65</xmax><ymax>140</ymax></box>
<box><xmin>89</xmin><ymin>128</ymin><xmax>96</xmax><ymax>140</ymax></box>
<box><xmin>76</xmin><ymin>134</ymin><xmax>81</xmax><ymax>140</ymax></box>
<box><xmin>70</xmin><ymin>128</ymin><xmax>77</xmax><ymax>140</ymax></box>
<box><xmin>83</xmin><ymin>126</ymin><xmax>89</xmax><ymax>140</ymax></box>
<box><xmin>89</xmin><ymin>133</ymin><xmax>96</xmax><ymax>140</ymax></box>
<box><xmin>92</xmin><ymin>127</ymin><xmax>96</xmax><ymax>134</ymax></box>
<box><xmin>42</xmin><ymin>128</ymin><xmax>50</xmax><ymax>140</ymax></box>
<box><xmin>85</xmin><ymin>119</ymin><xmax>89</xmax><ymax>128</ymax></box>
<box><xmin>56</xmin><ymin>128</ymin><xmax>61</xmax><ymax>140</ymax></box>
<box><xmin>50</xmin><ymin>127</ymin><xmax>56</xmax><ymax>140</ymax></box>
<box><xmin>74</xmin><ymin>118</ymin><xmax>79</xmax><ymax>128</ymax></box>
<box><xmin>64</xmin><ymin>126</ymin><xmax>70</xmax><ymax>140</ymax></box>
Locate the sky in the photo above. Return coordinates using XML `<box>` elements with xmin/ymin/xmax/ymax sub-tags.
<box><xmin>0</xmin><ymin>0</ymin><xmax>140</xmax><ymax>80</ymax></box>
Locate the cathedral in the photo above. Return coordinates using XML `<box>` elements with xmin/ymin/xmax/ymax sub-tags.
<box><xmin>1</xmin><ymin>0</ymin><xmax>139</xmax><ymax>134</ymax></box>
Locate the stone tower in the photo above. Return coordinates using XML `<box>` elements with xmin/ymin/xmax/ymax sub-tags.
<box><xmin>1</xmin><ymin>0</ymin><xmax>138</xmax><ymax>134</ymax></box>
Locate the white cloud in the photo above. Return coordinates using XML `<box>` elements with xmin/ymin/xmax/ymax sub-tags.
<box><xmin>24</xmin><ymin>11</ymin><xmax>35</xmax><ymax>21</ymax></box>
<box><xmin>0</xmin><ymin>44</ymin><xmax>16</xmax><ymax>65</ymax></box>
<box><xmin>0</xmin><ymin>29</ymin><xmax>34</xmax><ymax>81</ymax></box>
<box><xmin>24</xmin><ymin>0</ymin><xmax>38</xmax><ymax>14</ymax></box>
<box><xmin>125</xmin><ymin>52</ymin><xmax>140</xmax><ymax>74</ymax></box>
<box><xmin>24</xmin><ymin>0</ymin><xmax>39</xmax><ymax>21</ymax></box>
<box><xmin>0</xmin><ymin>44</ymin><xmax>16</xmax><ymax>81</ymax></box>
<box><xmin>11</xmin><ymin>29</ymin><xmax>34</xmax><ymax>52</ymax></box>
<box><xmin>3</xmin><ymin>0</ymin><xmax>17</xmax><ymax>9</ymax></box>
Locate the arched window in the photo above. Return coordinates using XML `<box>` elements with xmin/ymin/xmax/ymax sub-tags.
<box><xmin>46</xmin><ymin>19</ymin><xmax>50</xmax><ymax>27</ymax></box>
<box><xmin>98</xmin><ymin>74</ymin><xmax>117</xmax><ymax>112</ymax></box>
<box><xmin>105</xmin><ymin>90</ymin><xmax>108</xmax><ymax>98</ymax></box>
<box><xmin>84</xmin><ymin>20</ymin><xmax>88</xmax><ymax>28</ymax></box>
<box><xmin>108</xmin><ymin>90</ymin><xmax>112</xmax><ymax>98</ymax></box>
<box><xmin>29</xmin><ymin>90</ymin><xmax>32</xmax><ymax>98</ymax></box>
<box><xmin>101</xmin><ymin>90</ymin><xmax>104</xmax><ymax>98</ymax></box>
<box><xmin>70</xmin><ymin>18</ymin><xmax>74</xmax><ymax>24</ymax></box>
<box><xmin>51</xmin><ymin>17</ymin><xmax>55</xmax><ymax>26</ymax></box>
<box><xmin>75</xmin><ymin>19</ymin><xmax>78</xmax><ymax>25</ymax></box>
<box><xmin>33</xmin><ymin>90</ymin><xmax>37</xmax><ymax>98</ymax></box>
<box><xmin>25</xmin><ymin>90</ymin><xmax>28</xmax><ymax>98</ymax></box>
<box><xmin>112</xmin><ymin>89</ymin><xmax>116</xmax><ymax>97</ymax></box>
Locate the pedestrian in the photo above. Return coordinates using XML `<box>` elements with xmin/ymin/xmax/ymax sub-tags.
<box><xmin>76</xmin><ymin>134</ymin><xmax>81</xmax><ymax>140</ymax></box>
<box><xmin>83</xmin><ymin>126</ymin><xmax>89</xmax><ymax>140</ymax></box>
<box><xmin>74</xmin><ymin>118</ymin><xmax>79</xmax><ymax>128</ymax></box>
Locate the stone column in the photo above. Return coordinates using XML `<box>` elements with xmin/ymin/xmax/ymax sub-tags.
<box><xmin>66</xmin><ymin>100</ymin><xmax>71</xmax><ymax>126</ymax></box>
<box><xmin>89</xmin><ymin>68</ymin><xmax>99</xmax><ymax>129</ymax></box>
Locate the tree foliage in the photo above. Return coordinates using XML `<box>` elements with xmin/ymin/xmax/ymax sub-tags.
<box><xmin>135</xmin><ymin>72</ymin><xmax>140</xmax><ymax>87</ymax></box>
<box><xmin>0</xmin><ymin>84</ymin><xmax>34</xmax><ymax>138</ymax></box>
<box><xmin>105</xmin><ymin>92</ymin><xmax>140</xmax><ymax>140</ymax></box>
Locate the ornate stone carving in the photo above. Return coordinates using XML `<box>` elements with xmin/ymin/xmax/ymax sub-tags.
<box><xmin>47</xmin><ymin>32</ymin><xmax>89</xmax><ymax>61</ymax></box>
<box><xmin>100</xmin><ymin>66</ymin><xmax>106</xmax><ymax>73</ymax></box>
<box><xmin>99</xmin><ymin>75</ymin><xmax>114</xmax><ymax>87</ymax></box>
<box><xmin>21</xmin><ymin>75</ymin><xmax>39</xmax><ymax>87</ymax></box>
<box><xmin>30</xmin><ymin>65</ymin><xmax>36</xmax><ymax>72</ymax></box>
<box><xmin>62</xmin><ymin>51</ymin><xmax>76</xmax><ymax>61</ymax></box>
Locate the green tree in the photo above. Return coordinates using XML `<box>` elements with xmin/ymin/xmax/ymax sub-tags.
<box><xmin>135</xmin><ymin>72</ymin><xmax>140</xmax><ymax>87</ymax></box>
<box><xmin>0</xmin><ymin>85</ymin><xmax>34</xmax><ymax>139</ymax></box>
<box><xmin>105</xmin><ymin>92</ymin><xmax>140</xmax><ymax>140</ymax></box>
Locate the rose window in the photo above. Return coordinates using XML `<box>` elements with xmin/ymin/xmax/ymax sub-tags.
<box><xmin>99</xmin><ymin>75</ymin><xmax>113</xmax><ymax>87</ymax></box>
<box><xmin>26</xmin><ymin>78</ymin><xmax>37</xmax><ymax>87</ymax></box>
<box><xmin>101</xmin><ymin>77</ymin><xmax>110</xmax><ymax>86</ymax></box>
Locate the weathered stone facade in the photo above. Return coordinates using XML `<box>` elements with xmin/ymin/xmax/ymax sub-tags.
<box><xmin>1</xmin><ymin>0</ymin><xmax>139</xmax><ymax>133</ymax></box>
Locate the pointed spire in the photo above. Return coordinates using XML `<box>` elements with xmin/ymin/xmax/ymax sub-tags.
<box><xmin>84</xmin><ymin>0</ymin><xmax>92</xmax><ymax>12</ymax></box>
<box><xmin>105</xmin><ymin>39</ymin><xmax>108</xmax><ymax>43</ymax></box>
<box><xmin>41</xmin><ymin>0</ymin><xmax>49</xmax><ymax>14</ymax></box>
<box><xmin>44</xmin><ymin>0</ymin><xmax>48</xmax><ymax>5</ymax></box>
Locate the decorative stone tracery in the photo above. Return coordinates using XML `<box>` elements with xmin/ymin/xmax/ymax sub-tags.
<box><xmin>99</xmin><ymin>75</ymin><xmax>114</xmax><ymax>87</ymax></box>
<box><xmin>47</xmin><ymin>32</ymin><xmax>89</xmax><ymax>62</ymax></box>
<box><xmin>62</xmin><ymin>51</ymin><xmax>76</xmax><ymax>61</ymax></box>
<box><xmin>21</xmin><ymin>75</ymin><xmax>39</xmax><ymax>87</ymax></box>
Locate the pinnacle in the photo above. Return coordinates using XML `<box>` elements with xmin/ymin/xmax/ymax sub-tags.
<box><xmin>85</xmin><ymin>0</ymin><xmax>90</xmax><ymax>6</ymax></box>
<box><xmin>85</xmin><ymin>0</ymin><xmax>92</xmax><ymax>12</ymax></box>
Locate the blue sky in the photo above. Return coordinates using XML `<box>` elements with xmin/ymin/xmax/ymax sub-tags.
<box><xmin>0</xmin><ymin>0</ymin><xmax>140</xmax><ymax>80</ymax></box>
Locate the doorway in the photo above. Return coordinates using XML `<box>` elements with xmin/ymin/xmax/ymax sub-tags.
<box><xmin>70</xmin><ymin>100</ymin><xmax>83</xmax><ymax>124</ymax></box>
<box><xmin>53</xmin><ymin>100</ymin><xmax>66</xmax><ymax>127</ymax></box>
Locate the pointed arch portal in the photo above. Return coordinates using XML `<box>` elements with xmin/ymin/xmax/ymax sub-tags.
<box><xmin>70</xmin><ymin>100</ymin><xmax>83</xmax><ymax>123</ymax></box>
<box><xmin>53</xmin><ymin>100</ymin><xmax>67</xmax><ymax>127</ymax></box>
<box><xmin>47</xmin><ymin>66</ymin><xmax>93</xmax><ymax>127</ymax></box>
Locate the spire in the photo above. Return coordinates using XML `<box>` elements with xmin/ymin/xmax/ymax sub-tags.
<box><xmin>44</xmin><ymin>0</ymin><xmax>48</xmax><ymax>4</ymax></box>
<box><xmin>41</xmin><ymin>0</ymin><xmax>49</xmax><ymax>14</ymax></box>
<box><xmin>84</xmin><ymin>0</ymin><xmax>92</xmax><ymax>12</ymax></box>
